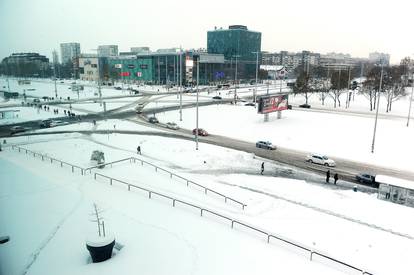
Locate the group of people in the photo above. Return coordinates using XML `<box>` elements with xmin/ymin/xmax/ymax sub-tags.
<box><xmin>326</xmin><ymin>170</ymin><xmax>339</xmax><ymax>184</ymax></box>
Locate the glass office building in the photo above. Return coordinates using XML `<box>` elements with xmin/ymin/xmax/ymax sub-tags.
<box><xmin>207</xmin><ymin>25</ymin><xmax>261</xmax><ymax>80</ymax></box>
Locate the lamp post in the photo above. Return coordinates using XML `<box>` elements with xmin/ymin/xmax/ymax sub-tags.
<box><xmin>407</xmin><ymin>70</ymin><xmax>414</xmax><ymax>127</ymax></box>
<box><xmin>179</xmin><ymin>48</ymin><xmax>183</xmax><ymax>121</ymax></box>
<box><xmin>194</xmin><ymin>55</ymin><xmax>200</xmax><ymax>150</ymax></box>
<box><xmin>233</xmin><ymin>55</ymin><xmax>241</xmax><ymax>104</ymax></box>
<box><xmin>371</xmin><ymin>60</ymin><xmax>384</xmax><ymax>153</ymax></box>
<box><xmin>252</xmin><ymin>51</ymin><xmax>259</xmax><ymax>102</ymax></box>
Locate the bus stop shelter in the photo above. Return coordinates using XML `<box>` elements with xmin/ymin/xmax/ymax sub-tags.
<box><xmin>376</xmin><ymin>175</ymin><xmax>414</xmax><ymax>207</ymax></box>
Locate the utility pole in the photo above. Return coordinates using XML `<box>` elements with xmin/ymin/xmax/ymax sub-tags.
<box><xmin>165</xmin><ymin>56</ymin><xmax>168</xmax><ymax>87</ymax></box>
<box><xmin>346</xmin><ymin>66</ymin><xmax>351</xmax><ymax>108</ymax></box>
<box><xmin>233</xmin><ymin>55</ymin><xmax>241</xmax><ymax>104</ymax></box>
<box><xmin>195</xmin><ymin>55</ymin><xmax>199</xmax><ymax>150</ymax></box>
<box><xmin>371</xmin><ymin>60</ymin><xmax>384</xmax><ymax>153</ymax></box>
<box><xmin>253</xmin><ymin>51</ymin><xmax>259</xmax><ymax>103</ymax></box>
<box><xmin>407</xmin><ymin>70</ymin><xmax>414</xmax><ymax>127</ymax></box>
<box><xmin>179</xmin><ymin>48</ymin><xmax>183</xmax><ymax>121</ymax></box>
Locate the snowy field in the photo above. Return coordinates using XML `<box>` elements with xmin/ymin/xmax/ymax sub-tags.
<box><xmin>1</xmin><ymin>132</ymin><xmax>414</xmax><ymax>274</ymax></box>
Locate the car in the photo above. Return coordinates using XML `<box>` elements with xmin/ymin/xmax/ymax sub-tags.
<box><xmin>148</xmin><ymin>117</ymin><xmax>159</xmax><ymax>123</ymax></box>
<box><xmin>299</xmin><ymin>103</ymin><xmax>311</xmax><ymax>108</ymax></box>
<box><xmin>245</xmin><ymin>102</ymin><xmax>255</xmax><ymax>106</ymax></box>
<box><xmin>255</xmin><ymin>141</ymin><xmax>276</xmax><ymax>150</ymax></box>
<box><xmin>166</xmin><ymin>122</ymin><xmax>179</xmax><ymax>130</ymax></box>
<box><xmin>306</xmin><ymin>153</ymin><xmax>336</xmax><ymax>167</ymax></box>
<box><xmin>135</xmin><ymin>103</ymin><xmax>145</xmax><ymax>113</ymax></box>
<box><xmin>10</xmin><ymin>126</ymin><xmax>26</xmax><ymax>135</ymax></box>
<box><xmin>50</xmin><ymin>120</ymin><xmax>68</xmax><ymax>127</ymax></box>
<box><xmin>33</xmin><ymin>98</ymin><xmax>40</xmax><ymax>103</ymax></box>
<box><xmin>39</xmin><ymin>119</ymin><xmax>52</xmax><ymax>128</ymax></box>
<box><xmin>356</xmin><ymin>173</ymin><xmax>376</xmax><ymax>185</ymax></box>
<box><xmin>192</xmin><ymin>128</ymin><xmax>208</xmax><ymax>136</ymax></box>
<box><xmin>212</xmin><ymin>96</ymin><xmax>222</xmax><ymax>100</ymax></box>
<box><xmin>114</xmin><ymin>86</ymin><xmax>122</xmax><ymax>90</ymax></box>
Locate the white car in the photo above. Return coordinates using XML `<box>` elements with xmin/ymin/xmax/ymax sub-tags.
<box><xmin>306</xmin><ymin>153</ymin><xmax>336</xmax><ymax>167</ymax></box>
<box><xmin>166</xmin><ymin>122</ymin><xmax>179</xmax><ymax>130</ymax></box>
<box><xmin>50</xmin><ymin>120</ymin><xmax>68</xmax><ymax>127</ymax></box>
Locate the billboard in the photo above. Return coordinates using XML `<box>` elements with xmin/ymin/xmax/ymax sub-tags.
<box><xmin>257</xmin><ymin>94</ymin><xmax>288</xmax><ymax>114</ymax></box>
<box><xmin>119</xmin><ymin>72</ymin><xmax>130</xmax><ymax>77</ymax></box>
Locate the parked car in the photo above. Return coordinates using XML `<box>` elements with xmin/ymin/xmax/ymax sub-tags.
<box><xmin>39</xmin><ymin>119</ymin><xmax>52</xmax><ymax>128</ymax></box>
<box><xmin>114</xmin><ymin>86</ymin><xmax>122</xmax><ymax>90</ymax></box>
<box><xmin>212</xmin><ymin>96</ymin><xmax>222</xmax><ymax>100</ymax></box>
<box><xmin>148</xmin><ymin>117</ymin><xmax>159</xmax><ymax>123</ymax></box>
<box><xmin>166</xmin><ymin>122</ymin><xmax>179</xmax><ymax>130</ymax></box>
<box><xmin>306</xmin><ymin>153</ymin><xmax>336</xmax><ymax>167</ymax></box>
<box><xmin>299</xmin><ymin>103</ymin><xmax>311</xmax><ymax>108</ymax></box>
<box><xmin>255</xmin><ymin>141</ymin><xmax>276</xmax><ymax>150</ymax></box>
<box><xmin>192</xmin><ymin>128</ymin><xmax>208</xmax><ymax>136</ymax></box>
<box><xmin>356</xmin><ymin>173</ymin><xmax>376</xmax><ymax>185</ymax></box>
<box><xmin>10</xmin><ymin>126</ymin><xmax>26</xmax><ymax>135</ymax></box>
<box><xmin>33</xmin><ymin>98</ymin><xmax>40</xmax><ymax>103</ymax></box>
<box><xmin>245</xmin><ymin>102</ymin><xmax>255</xmax><ymax>106</ymax></box>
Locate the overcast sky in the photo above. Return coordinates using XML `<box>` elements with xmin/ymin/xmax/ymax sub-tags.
<box><xmin>0</xmin><ymin>0</ymin><xmax>413</xmax><ymax>64</ymax></box>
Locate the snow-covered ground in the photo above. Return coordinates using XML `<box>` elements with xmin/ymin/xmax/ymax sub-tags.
<box><xmin>1</xmin><ymin>132</ymin><xmax>414</xmax><ymax>275</ymax></box>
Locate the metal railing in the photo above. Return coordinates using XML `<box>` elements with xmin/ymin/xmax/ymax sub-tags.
<box><xmin>93</xmin><ymin>172</ymin><xmax>373</xmax><ymax>275</ymax></box>
<box><xmin>11</xmin><ymin>145</ymin><xmax>85</xmax><ymax>175</ymax></box>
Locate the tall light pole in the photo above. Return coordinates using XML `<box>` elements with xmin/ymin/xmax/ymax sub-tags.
<box><xmin>407</xmin><ymin>70</ymin><xmax>414</xmax><ymax>127</ymax></box>
<box><xmin>195</xmin><ymin>55</ymin><xmax>199</xmax><ymax>150</ymax></box>
<box><xmin>252</xmin><ymin>51</ymin><xmax>259</xmax><ymax>102</ymax></box>
<box><xmin>371</xmin><ymin>60</ymin><xmax>384</xmax><ymax>153</ymax></box>
<box><xmin>179</xmin><ymin>48</ymin><xmax>183</xmax><ymax>121</ymax></box>
<box><xmin>234</xmin><ymin>55</ymin><xmax>239</xmax><ymax>104</ymax></box>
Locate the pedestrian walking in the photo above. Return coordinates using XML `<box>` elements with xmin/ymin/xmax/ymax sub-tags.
<box><xmin>326</xmin><ymin>170</ymin><xmax>330</xmax><ymax>183</ymax></box>
<box><xmin>334</xmin><ymin>173</ymin><xmax>339</xmax><ymax>185</ymax></box>
<box><xmin>137</xmin><ymin>146</ymin><xmax>141</xmax><ymax>155</ymax></box>
<box><xmin>261</xmin><ymin>162</ymin><xmax>264</xmax><ymax>175</ymax></box>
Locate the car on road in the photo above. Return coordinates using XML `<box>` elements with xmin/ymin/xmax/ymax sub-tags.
<box><xmin>212</xmin><ymin>96</ymin><xmax>222</xmax><ymax>100</ymax></box>
<box><xmin>10</xmin><ymin>126</ymin><xmax>26</xmax><ymax>135</ymax></box>
<box><xmin>306</xmin><ymin>153</ymin><xmax>336</xmax><ymax>167</ymax></box>
<box><xmin>356</xmin><ymin>173</ymin><xmax>376</xmax><ymax>185</ymax></box>
<box><xmin>50</xmin><ymin>120</ymin><xmax>68</xmax><ymax>127</ymax></box>
<box><xmin>166</xmin><ymin>122</ymin><xmax>179</xmax><ymax>130</ymax></box>
<box><xmin>255</xmin><ymin>141</ymin><xmax>276</xmax><ymax>150</ymax></box>
<box><xmin>148</xmin><ymin>117</ymin><xmax>159</xmax><ymax>124</ymax></box>
<box><xmin>192</xmin><ymin>128</ymin><xmax>208</xmax><ymax>136</ymax></box>
<box><xmin>135</xmin><ymin>103</ymin><xmax>145</xmax><ymax>113</ymax></box>
<box><xmin>33</xmin><ymin>98</ymin><xmax>40</xmax><ymax>103</ymax></box>
<box><xmin>299</xmin><ymin>103</ymin><xmax>311</xmax><ymax>108</ymax></box>
<box><xmin>245</xmin><ymin>102</ymin><xmax>255</xmax><ymax>106</ymax></box>
<box><xmin>39</xmin><ymin>119</ymin><xmax>52</xmax><ymax>128</ymax></box>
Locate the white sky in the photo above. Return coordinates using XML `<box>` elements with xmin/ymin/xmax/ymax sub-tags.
<box><xmin>0</xmin><ymin>0</ymin><xmax>413</xmax><ymax>64</ymax></box>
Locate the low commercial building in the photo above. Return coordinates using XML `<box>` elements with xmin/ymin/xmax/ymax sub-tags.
<box><xmin>78</xmin><ymin>54</ymin><xmax>100</xmax><ymax>82</ymax></box>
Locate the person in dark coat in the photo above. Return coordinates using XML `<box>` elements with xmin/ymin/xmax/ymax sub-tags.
<box><xmin>137</xmin><ymin>146</ymin><xmax>141</xmax><ymax>155</ymax></box>
<box><xmin>261</xmin><ymin>162</ymin><xmax>264</xmax><ymax>175</ymax></box>
<box><xmin>326</xmin><ymin>170</ymin><xmax>330</xmax><ymax>183</ymax></box>
<box><xmin>334</xmin><ymin>173</ymin><xmax>339</xmax><ymax>185</ymax></box>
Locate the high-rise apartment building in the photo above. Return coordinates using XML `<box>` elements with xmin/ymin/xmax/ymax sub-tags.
<box><xmin>60</xmin><ymin>42</ymin><xmax>80</xmax><ymax>64</ymax></box>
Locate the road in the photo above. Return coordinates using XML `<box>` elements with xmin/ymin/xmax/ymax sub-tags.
<box><xmin>1</xmin><ymin>94</ymin><xmax>413</xmax><ymax>185</ymax></box>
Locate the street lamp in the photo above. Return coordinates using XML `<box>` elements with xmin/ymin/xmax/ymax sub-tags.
<box><xmin>194</xmin><ymin>55</ymin><xmax>200</xmax><ymax>150</ymax></box>
<box><xmin>233</xmin><ymin>55</ymin><xmax>241</xmax><ymax>104</ymax></box>
<box><xmin>252</xmin><ymin>51</ymin><xmax>259</xmax><ymax>102</ymax></box>
<box><xmin>407</xmin><ymin>63</ymin><xmax>414</xmax><ymax>127</ymax></box>
<box><xmin>371</xmin><ymin>59</ymin><xmax>384</xmax><ymax>153</ymax></box>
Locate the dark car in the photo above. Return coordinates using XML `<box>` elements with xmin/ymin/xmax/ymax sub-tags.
<box><xmin>192</xmin><ymin>128</ymin><xmax>208</xmax><ymax>136</ymax></box>
<box><xmin>256</xmin><ymin>141</ymin><xmax>276</xmax><ymax>150</ymax></box>
<box><xmin>299</xmin><ymin>104</ymin><xmax>311</xmax><ymax>108</ymax></box>
<box><xmin>212</xmin><ymin>96</ymin><xmax>222</xmax><ymax>100</ymax></box>
<box><xmin>10</xmin><ymin>126</ymin><xmax>26</xmax><ymax>135</ymax></box>
<box><xmin>245</xmin><ymin>102</ymin><xmax>255</xmax><ymax>106</ymax></box>
<box><xmin>39</xmin><ymin>119</ymin><xmax>52</xmax><ymax>128</ymax></box>
<box><xmin>148</xmin><ymin>117</ymin><xmax>159</xmax><ymax>123</ymax></box>
<box><xmin>356</xmin><ymin>173</ymin><xmax>376</xmax><ymax>185</ymax></box>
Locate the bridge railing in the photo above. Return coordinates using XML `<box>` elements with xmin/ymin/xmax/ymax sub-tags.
<box><xmin>93</xmin><ymin>171</ymin><xmax>373</xmax><ymax>275</ymax></box>
<box><xmin>11</xmin><ymin>145</ymin><xmax>85</xmax><ymax>174</ymax></box>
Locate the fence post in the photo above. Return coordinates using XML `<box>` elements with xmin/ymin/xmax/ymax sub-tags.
<box><xmin>128</xmin><ymin>184</ymin><xmax>130</xmax><ymax>191</ymax></box>
<box><xmin>41</xmin><ymin>156</ymin><xmax>44</xmax><ymax>161</ymax></box>
<box><xmin>200</xmin><ymin>209</ymin><xmax>203</xmax><ymax>217</ymax></box>
<box><xmin>170</xmin><ymin>173</ymin><xmax>172</xmax><ymax>179</ymax></box>
<box><xmin>51</xmin><ymin>158</ymin><xmax>53</xmax><ymax>164</ymax></box>
<box><xmin>310</xmin><ymin>251</ymin><xmax>313</xmax><ymax>261</ymax></box>
<box><xmin>225</xmin><ymin>197</ymin><xmax>227</xmax><ymax>203</ymax></box>
<box><xmin>187</xmin><ymin>181</ymin><xmax>189</xmax><ymax>186</ymax></box>
<box><xmin>267</xmin><ymin>234</ymin><xmax>270</xmax><ymax>243</ymax></box>
<box><xmin>231</xmin><ymin>220</ymin><xmax>234</xmax><ymax>229</ymax></box>
<box><xmin>173</xmin><ymin>199</ymin><xmax>175</xmax><ymax>207</ymax></box>
<box><xmin>110</xmin><ymin>178</ymin><xmax>112</xmax><ymax>185</ymax></box>
<box><xmin>25</xmin><ymin>149</ymin><xmax>27</xmax><ymax>154</ymax></box>
<box><xmin>94</xmin><ymin>173</ymin><xmax>97</xmax><ymax>180</ymax></box>
<box><xmin>155</xmin><ymin>167</ymin><xmax>157</xmax><ymax>172</ymax></box>
<box><xmin>204</xmin><ymin>188</ymin><xmax>207</xmax><ymax>194</ymax></box>
<box><xmin>71</xmin><ymin>166</ymin><xmax>74</xmax><ymax>173</ymax></box>
<box><xmin>141</xmin><ymin>161</ymin><xmax>143</xmax><ymax>166</ymax></box>
<box><xmin>149</xmin><ymin>192</ymin><xmax>151</xmax><ymax>199</ymax></box>
<box><xmin>81</xmin><ymin>169</ymin><xmax>84</xmax><ymax>175</ymax></box>
<box><xmin>60</xmin><ymin>161</ymin><xmax>63</xmax><ymax>167</ymax></box>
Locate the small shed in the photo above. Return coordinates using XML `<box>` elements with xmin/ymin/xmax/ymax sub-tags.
<box><xmin>376</xmin><ymin>175</ymin><xmax>414</xmax><ymax>207</ymax></box>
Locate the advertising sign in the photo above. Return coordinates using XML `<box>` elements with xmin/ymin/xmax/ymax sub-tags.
<box><xmin>137</xmin><ymin>72</ymin><xmax>142</xmax><ymax>77</ymax></box>
<box><xmin>119</xmin><ymin>72</ymin><xmax>130</xmax><ymax>77</ymax></box>
<box><xmin>257</xmin><ymin>94</ymin><xmax>288</xmax><ymax>114</ymax></box>
<box><xmin>140</xmin><ymin>64</ymin><xmax>148</xmax><ymax>69</ymax></box>
<box><xmin>127</xmin><ymin>64</ymin><xmax>135</xmax><ymax>69</ymax></box>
